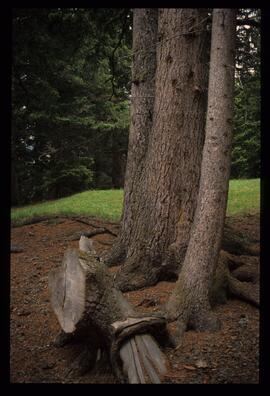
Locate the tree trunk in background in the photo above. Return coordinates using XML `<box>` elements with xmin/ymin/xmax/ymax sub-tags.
<box><xmin>112</xmin><ymin>9</ymin><xmax>209</xmax><ymax>291</ymax></box>
<box><xmin>166</xmin><ymin>9</ymin><xmax>236</xmax><ymax>342</ymax></box>
<box><xmin>111</xmin><ymin>151</ymin><xmax>126</xmax><ymax>189</ymax></box>
<box><xmin>105</xmin><ymin>8</ymin><xmax>158</xmax><ymax>265</ymax></box>
<box><xmin>11</xmin><ymin>159</ymin><xmax>19</xmax><ymax>206</ymax></box>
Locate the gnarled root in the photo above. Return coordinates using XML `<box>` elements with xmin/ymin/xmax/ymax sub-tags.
<box><xmin>114</xmin><ymin>254</ymin><xmax>161</xmax><ymax>292</ymax></box>
<box><xmin>101</xmin><ymin>238</ymin><xmax>126</xmax><ymax>267</ymax></box>
<box><xmin>222</xmin><ymin>225</ymin><xmax>259</xmax><ymax>256</ymax></box>
<box><xmin>166</xmin><ymin>301</ymin><xmax>221</xmax><ymax>348</ymax></box>
<box><xmin>227</xmin><ymin>274</ymin><xmax>259</xmax><ymax>307</ymax></box>
<box><xmin>209</xmin><ymin>250</ymin><xmax>260</xmax><ymax>308</ymax></box>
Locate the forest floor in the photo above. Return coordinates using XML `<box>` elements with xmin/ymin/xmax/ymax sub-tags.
<box><xmin>10</xmin><ymin>213</ymin><xmax>260</xmax><ymax>384</ymax></box>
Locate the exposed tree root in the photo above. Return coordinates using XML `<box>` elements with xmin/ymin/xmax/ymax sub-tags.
<box><xmin>162</xmin><ymin>250</ymin><xmax>259</xmax><ymax>347</ymax></box>
<box><xmin>231</xmin><ymin>263</ymin><xmax>259</xmax><ymax>283</ymax></box>
<box><xmin>222</xmin><ymin>225</ymin><xmax>258</xmax><ymax>256</ymax></box>
<box><xmin>105</xmin><ymin>221</ymin><xmax>258</xmax><ymax>292</ymax></box>
<box><xmin>227</xmin><ymin>274</ymin><xmax>259</xmax><ymax>307</ymax></box>
<box><xmin>114</xmin><ymin>247</ymin><xmax>259</xmax><ymax>320</ymax></box>
<box><xmin>101</xmin><ymin>238</ymin><xmax>126</xmax><ymax>267</ymax></box>
<box><xmin>68</xmin><ymin>228</ymin><xmax>117</xmax><ymax>241</ymax></box>
<box><xmin>209</xmin><ymin>250</ymin><xmax>259</xmax><ymax>308</ymax></box>
<box><xmin>11</xmin><ymin>214</ymin><xmax>119</xmax><ymax>233</ymax></box>
<box><xmin>165</xmin><ymin>290</ymin><xmax>222</xmax><ymax>348</ymax></box>
<box><xmin>113</xmin><ymin>237</ymin><xmax>260</xmax><ymax>310</ymax></box>
<box><xmin>114</xmin><ymin>254</ymin><xmax>162</xmax><ymax>292</ymax></box>
<box><xmin>169</xmin><ymin>307</ymin><xmax>222</xmax><ymax>349</ymax></box>
<box><xmin>188</xmin><ymin>308</ymin><xmax>222</xmax><ymax>332</ymax></box>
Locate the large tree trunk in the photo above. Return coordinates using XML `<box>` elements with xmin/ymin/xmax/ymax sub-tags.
<box><xmin>105</xmin><ymin>8</ymin><xmax>158</xmax><ymax>266</ymax></box>
<box><xmin>166</xmin><ymin>9</ymin><xmax>237</xmax><ymax>343</ymax></box>
<box><xmin>111</xmin><ymin>9</ymin><xmax>209</xmax><ymax>291</ymax></box>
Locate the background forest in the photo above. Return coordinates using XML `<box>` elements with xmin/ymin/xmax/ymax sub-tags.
<box><xmin>12</xmin><ymin>8</ymin><xmax>260</xmax><ymax>206</ymax></box>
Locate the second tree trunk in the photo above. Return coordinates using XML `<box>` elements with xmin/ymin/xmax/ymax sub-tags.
<box><xmin>109</xmin><ymin>9</ymin><xmax>209</xmax><ymax>292</ymax></box>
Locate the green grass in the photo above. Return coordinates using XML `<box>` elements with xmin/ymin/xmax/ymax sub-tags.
<box><xmin>11</xmin><ymin>179</ymin><xmax>260</xmax><ymax>224</ymax></box>
<box><xmin>226</xmin><ymin>178</ymin><xmax>260</xmax><ymax>216</ymax></box>
<box><xmin>11</xmin><ymin>189</ymin><xmax>124</xmax><ymax>223</ymax></box>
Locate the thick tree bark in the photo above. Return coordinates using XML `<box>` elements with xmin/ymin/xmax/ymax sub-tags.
<box><xmin>112</xmin><ymin>9</ymin><xmax>209</xmax><ymax>291</ymax></box>
<box><xmin>105</xmin><ymin>8</ymin><xmax>158</xmax><ymax>266</ymax></box>
<box><xmin>11</xmin><ymin>159</ymin><xmax>20</xmax><ymax>206</ymax></box>
<box><xmin>166</xmin><ymin>9</ymin><xmax>237</xmax><ymax>342</ymax></box>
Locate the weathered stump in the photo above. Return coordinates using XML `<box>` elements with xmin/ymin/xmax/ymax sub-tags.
<box><xmin>48</xmin><ymin>236</ymin><xmax>168</xmax><ymax>383</ymax></box>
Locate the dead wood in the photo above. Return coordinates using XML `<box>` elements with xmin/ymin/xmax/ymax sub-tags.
<box><xmin>49</xmin><ymin>235</ymin><xmax>168</xmax><ymax>383</ymax></box>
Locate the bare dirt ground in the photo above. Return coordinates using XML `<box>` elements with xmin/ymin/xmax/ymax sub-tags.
<box><xmin>10</xmin><ymin>214</ymin><xmax>260</xmax><ymax>384</ymax></box>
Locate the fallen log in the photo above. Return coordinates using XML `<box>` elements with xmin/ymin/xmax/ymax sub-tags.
<box><xmin>48</xmin><ymin>236</ymin><xmax>168</xmax><ymax>383</ymax></box>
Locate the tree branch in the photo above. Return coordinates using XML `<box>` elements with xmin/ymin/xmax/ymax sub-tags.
<box><xmin>108</xmin><ymin>11</ymin><xmax>129</xmax><ymax>100</ymax></box>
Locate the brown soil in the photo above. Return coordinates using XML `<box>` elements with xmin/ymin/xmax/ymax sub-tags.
<box><xmin>10</xmin><ymin>214</ymin><xmax>260</xmax><ymax>384</ymax></box>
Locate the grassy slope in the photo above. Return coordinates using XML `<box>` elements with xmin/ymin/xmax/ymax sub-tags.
<box><xmin>227</xmin><ymin>178</ymin><xmax>260</xmax><ymax>216</ymax></box>
<box><xmin>11</xmin><ymin>179</ymin><xmax>260</xmax><ymax>223</ymax></box>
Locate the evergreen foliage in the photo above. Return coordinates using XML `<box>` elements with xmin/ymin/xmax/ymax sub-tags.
<box><xmin>232</xmin><ymin>9</ymin><xmax>260</xmax><ymax>178</ymax></box>
<box><xmin>12</xmin><ymin>8</ymin><xmax>132</xmax><ymax>204</ymax></box>
<box><xmin>12</xmin><ymin>8</ymin><xmax>260</xmax><ymax>206</ymax></box>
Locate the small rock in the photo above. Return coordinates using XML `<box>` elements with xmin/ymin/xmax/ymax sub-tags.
<box><xmin>238</xmin><ymin>317</ymin><xmax>249</xmax><ymax>326</ymax></box>
<box><xmin>183</xmin><ymin>364</ymin><xmax>196</xmax><ymax>371</ymax></box>
<box><xmin>195</xmin><ymin>359</ymin><xmax>208</xmax><ymax>369</ymax></box>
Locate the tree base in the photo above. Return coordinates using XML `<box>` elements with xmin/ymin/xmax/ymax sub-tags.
<box><xmin>110</xmin><ymin>224</ymin><xmax>259</xmax><ymax>294</ymax></box>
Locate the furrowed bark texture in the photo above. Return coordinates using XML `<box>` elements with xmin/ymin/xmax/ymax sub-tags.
<box><xmin>114</xmin><ymin>9</ymin><xmax>209</xmax><ymax>291</ymax></box>
<box><xmin>166</xmin><ymin>9</ymin><xmax>237</xmax><ymax>340</ymax></box>
<box><xmin>105</xmin><ymin>8</ymin><xmax>158</xmax><ymax>266</ymax></box>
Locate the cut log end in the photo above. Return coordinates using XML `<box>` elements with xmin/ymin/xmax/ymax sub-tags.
<box><xmin>48</xmin><ymin>249</ymin><xmax>87</xmax><ymax>333</ymax></box>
